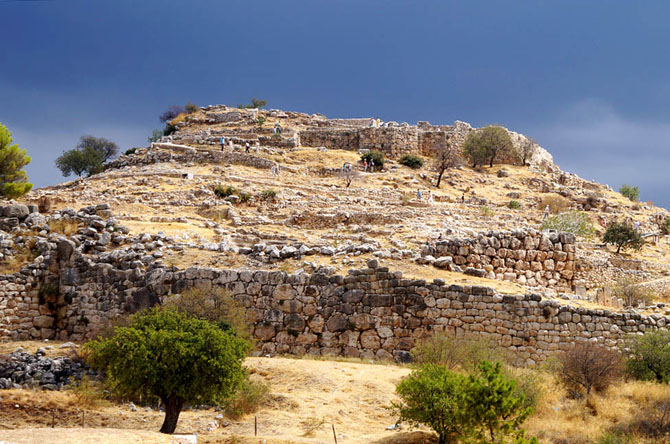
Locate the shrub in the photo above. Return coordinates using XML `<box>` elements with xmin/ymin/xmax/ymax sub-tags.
<box><xmin>508</xmin><ymin>200</ymin><xmax>521</xmax><ymax>210</ymax></box>
<box><xmin>619</xmin><ymin>184</ymin><xmax>639</xmax><ymax>202</ymax></box>
<box><xmin>624</xmin><ymin>330</ymin><xmax>670</xmax><ymax>383</ymax></box>
<box><xmin>222</xmin><ymin>379</ymin><xmax>270</xmax><ymax>419</ymax></box>
<box><xmin>37</xmin><ymin>196</ymin><xmax>52</xmax><ymax>213</ymax></box>
<box><xmin>256</xmin><ymin>115</ymin><xmax>266</xmax><ymax>127</ymax></box>
<box><xmin>214</xmin><ymin>185</ymin><xmax>235</xmax><ymax>198</ymax></box>
<box><xmin>556</xmin><ymin>343</ymin><xmax>623</xmax><ymax>397</ymax></box>
<box><xmin>539</xmin><ymin>194</ymin><xmax>570</xmax><ymax>214</ymax></box>
<box><xmin>399</xmin><ymin>154</ymin><xmax>423</xmax><ymax>169</ymax></box>
<box><xmin>237</xmin><ymin>98</ymin><xmax>267</xmax><ymax>109</ymax></box>
<box><xmin>392</xmin><ymin>363</ymin><xmax>471</xmax><ymax>444</ymax></box>
<box><xmin>86</xmin><ymin>308</ymin><xmax>250</xmax><ymax>433</ymax></box>
<box><xmin>260</xmin><ymin>189</ymin><xmax>277</xmax><ymax>201</ymax></box>
<box><xmin>660</xmin><ymin>217</ymin><xmax>670</xmax><ymax>235</ymax></box>
<box><xmin>541</xmin><ymin>211</ymin><xmax>595</xmax><ymax>238</ymax></box>
<box><xmin>148</xmin><ymin>129</ymin><xmax>164</xmax><ymax>143</ymax></box>
<box><xmin>184</xmin><ymin>102</ymin><xmax>199</xmax><ymax>114</ymax></box>
<box><xmin>360</xmin><ymin>150</ymin><xmax>385</xmax><ymax>169</ymax></box>
<box><xmin>411</xmin><ymin>334</ymin><xmax>509</xmax><ymax>371</ymax></box>
<box><xmin>159</xmin><ymin>105</ymin><xmax>186</xmax><ymax>123</ymax></box>
<box><xmin>163</xmin><ymin>123</ymin><xmax>177</xmax><ymax>136</ymax></box>
<box><xmin>597</xmin><ymin>431</ymin><xmax>632</xmax><ymax>444</ymax></box>
<box><xmin>124</xmin><ymin>148</ymin><xmax>137</xmax><ymax>156</ymax></box>
<box><xmin>613</xmin><ymin>278</ymin><xmax>655</xmax><ymax>307</ymax></box>
<box><xmin>603</xmin><ymin>222</ymin><xmax>644</xmax><ymax>254</ymax></box>
<box><xmin>480</xmin><ymin>206</ymin><xmax>494</xmax><ymax>217</ymax></box>
<box><xmin>339</xmin><ymin>167</ymin><xmax>359</xmax><ymax>188</ymax></box>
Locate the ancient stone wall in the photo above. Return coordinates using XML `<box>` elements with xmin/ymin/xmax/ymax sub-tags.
<box><xmin>429</xmin><ymin>230</ymin><xmax>576</xmax><ymax>291</ymax></box>
<box><xmin>358</xmin><ymin>127</ymin><xmax>419</xmax><ymax>157</ymax></box>
<box><xmin>298</xmin><ymin>129</ymin><xmax>360</xmax><ymax>151</ymax></box>
<box><xmin>1</xmin><ymin>246</ymin><xmax>665</xmax><ymax>365</ymax></box>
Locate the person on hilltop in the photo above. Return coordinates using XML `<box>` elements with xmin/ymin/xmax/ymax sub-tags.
<box><xmin>245</xmin><ymin>142</ymin><xmax>250</xmax><ymax>153</ymax></box>
<box><xmin>274</xmin><ymin>122</ymin><xmax>282</xmax><ymax>134</ymax></box>
<box><xmin>428</xmin><ymin>191</ymin><xmax>434</xmax><ymax>204</ymax></box>
<box><xmin>417</xmin><ymin>189</ymin><xmax>422</xmax><ymax>200</ymax></box>
<box><xmin>461</xmin><ymin>193</ymin><xmax>465</xmax><ymax>204</ymax></box>
<box><xmin>370</xmin><ymin>159</ymin><xmax>375</xmax><ymax>173</ymax></box>
<box><xmin>369</xmin><ymin>118</ymin><xmax>375</xmax><ymax>128</ymax></box>
<box><xmin>229</xmin><ymin>139</ymin><xmax>234</xmax><ymax>151</ymax></box>
<box><xmin>220</xmin><ymin>136</ymin><xmax>225</xmax><ymax>151</ymax></box>
<box><xmin>363</xmin><ymin>159</ymin><xmax>368</xmax><ymax>172</ymax></box>
<box><xmin>543</xmin><ymin>205</ymin><xmax>550</xmax><ymax>220</ymax></box>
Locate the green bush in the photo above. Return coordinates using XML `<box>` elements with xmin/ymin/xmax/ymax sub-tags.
<box><xmin>214</xmin><ymin>185</ymin><xmax>238</xmax><ymax>198</ymax></box>
<box><xmin>541</xmin><ymin>211</ymin><xmax>595</xmax><ymax>238</ymax></box>
<box><xmin>508</xmin><ymin>200</ymin><xmax>521</xmax><ymax>210</ymax></box>
<box><xmin>222</xmin><ymin>379</ymin><xmax>270</xmax><ymax>419</ymax></box>
<box><xmin>661</xmin><ymin>217</ymin><xmax>670</xmax><ymax>235</ymax></box>
<box><xmin>480</xmin><ymin>206</ymin><xmax>494</xmax><ymax>217</ymax></box>
<box><xmin>184</xmin><ymin>102</ymin><xmax>199</xmax><ymax>114</ymax></box>
<box><xmin>624</xmin><ymin>330</ymin><xmax>670</xmax><ymax>383</ymax></box>
<box><xmin>260</xmin><ymin>189</ymin><xmax>277</xmax><ymax>201</ymax></box>
<box><xmin>603</xmin><ymin>222</ymin><xmax>644</xmax><ymax>254</ymax></box>
<box><xmin>124</xmin><ymin>148</ymin><xmax>137</xmax><ymax>156</ymax></box>
<box><xmin>392</xmin><ymin>362</ymin><xmax>537</xmax><ymax>444</ymax></box>
<box><xmin>619</xmin><ymin>184</ymin><xmax>639</xmax><ymax>202</ymax></box>
<box><xmin>360</xmin><ymin>150</ymin><xmax>385</xmax><ymax>169</ymax></box>
<box><xmin>597</xmin><ymin>431</ymin><xmax>632</xmax><ymax>444</ymax></box>
<box><xmin>86</xmin><ymin>308</ymin><xmax>250</xmax><ymax>434</ymax></box>
<box><xmin>399</xmin><ymin>155</ymin><xmax>423</xmax><ymax>169</ymax></box>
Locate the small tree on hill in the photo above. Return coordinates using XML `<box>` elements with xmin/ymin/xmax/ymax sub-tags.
<box><xmin>518</xmin><ymin>136</ymin><xmax>538</xmax><ymax>166</ymax></box>
<box><xmin>619</xmin><ymin>184</ymin><xmax>639</xmax><ymax>202</ymax></box>
<box><xmin>86</xmin><ymin>308</ymin><xmax>250</xmax><ymax>434</ymax></box>
<box><xmin>339</xmin><ymin>166</ymin><xmax>359</xmax><ymax>188</ymax></box>
<box><xmin>462</xmin><ymin>125</ymin><xmax>514</xmax><ymax>168</ymax></box>
<box><xmin>0</xmin><ymin>123</ymin><xmax>33</xmax><ymax>198</ymax></box>
<box><xmin>237</xmin><ymin>98</ymin><xmax>267</xmax><ymax>109</ymax></box>
<box><xmin>55</xmin><ymin>135</ymin><xmax>118</xmax><ymax>178</ymax></box>
<box><xmin>603</xmin><ymin>222</ymin><xmax>644</xmax><ymax>254</ymax></box>
<box><xmin>160</xmin><ymin>105</ymin><xmax>186</xmax><ymax>123</ymax></box>
<box><xmin>432</xmin><ymin>141</ymin><xmax>462</xmax><ymax>188</ymax></box>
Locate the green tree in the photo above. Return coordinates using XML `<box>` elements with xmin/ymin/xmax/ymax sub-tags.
<box><xmin>55</xmin><ymin>135</ymin><xmax>118</xmax><ymax>178</ymax></box>
<box><xmin>603</xmin><ymin>222</ymin><xmax>644</xmax><ymax>254</ymax></box>
<box><xmin>540</xmin><ymin>211</ymin><xmax>596</xmax><ymax>238</ymax></box>
<box><xmin>392</xmin><ymin>364</ymin><xmax>471</xmax><ymax>444</ymax></box>
<box><xmin>462</xmin><ymin>126</ymin><xmax>514</xmax><ymax>168</ymax></box>
<box><xmin>432</xmin><ymin>141</ymin><xmax>462</xmax><ymax>188</ymax></box>
<box><xmin>148</xmin><ymin>129</ymin><xmax>164</xmax><ymax>143</ymax></box>
<box><xmin>624</xmin><ymin>330</ymin><xmax>670</xmax><ymax>383</ymax></box>
<box><xmin>237</xmin><ymin>98</ymin><xmax>267</xmax><ymax>109</ymax></box>
<box><xmin>465</xmin><ymin>361</ymin><xmax>537</xmax><ymax>444</ymax></box>
<box><xmin>86</xmin><ymin>308</ymin><xmax>250</xmax><ymax>434</ymax></box>
<box><xmin>619</xmin><ymin>184</ymin><xmax>639</xmax><ymax>202</ymax></box>
<box><xmin>0</xmin><ymin>123</ymin><xmax>32</xmax><ymax>198</ymax></box>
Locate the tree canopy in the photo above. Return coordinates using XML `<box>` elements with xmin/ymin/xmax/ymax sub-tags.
<box><xmin>602</xmin><ymin>222</ymin><xmax>644</xmax><ymax>254</ymax></box>
<box><xmin>237</xmin><ymin>98</ymin><xmax>267</xmax><ymax>109</ymax></box>
<box><xmin>0</xmin><ymin>123</ymin><xmax>32</xmax><ymax>199</ymax></box>
<box><xmin>55</xmin><ymin>135</ymin><xmax>118</xmax><ymax>178</ymax></box>
<box><xmin>462</xmin><ymin>125</ymin><xmax>514</xmax><ymax>168</ymax></box>
<box><xmin>86</xmin><ymin>308</ymin><xmax>250</xmax><ymax>434</ymax></box>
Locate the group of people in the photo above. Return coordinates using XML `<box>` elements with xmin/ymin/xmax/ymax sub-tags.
<box><xmin>600</xmin><ymin>215</ymin><xmax>641</xmax><ymax>231</ymax></box>
<box><xmin>270</xmin><ymin>163</ymin><xmax>281</xmax><ymax>177</ymax></box>
<box><xmin>273</xmin><ymin>122</ymin><xmax>282</xmax><ymax>135</ymax></box>
<box><xmin>416</xmin><ymin>189</ymin><xmax>435</xmax><ymax>204</ymax></box>
<box><xmin>362</xmin><ymin>159</ymin><xmax>376</xmax><ymax>173</ymax></box>
<box><xmin>368</xmin><ymin>118</ymin><xmax>383</xmax><ymax>128</ymax></box>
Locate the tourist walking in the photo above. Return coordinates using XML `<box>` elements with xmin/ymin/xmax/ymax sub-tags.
<box><xmin>417</xmin><ymin>189</ymin><xmax>422</xmax><ymax>200</ymax></box>
<box><xmin>363</xmin><ymin>160</ymin><xmax>368</xmax><ymax>172</ymax></box>
<box><xmin>245</xmin><ymin>142</ymin><xmax>250</xmax><ymax>153</ymax></box>
<box><xmin>543</xmin><ymin>205</ymin><xmax>550</xmax><ymax>220</ymax></box>
<box><xmin>220</xmin><ymin>137</ymin><xmax>225</xmax><ymax>151</ymax></box>
<box><xmin>370</xmin><ymin>159</ymin><xmax>375</xmax><ymax>173</ymax></box>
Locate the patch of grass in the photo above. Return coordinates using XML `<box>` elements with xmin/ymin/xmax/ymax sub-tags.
<box><xmin>300</xmin><ymin>417</ymin><xmax>326</xmax><ymax>437</ymax></box>
<box><xmin>539</xmin><ymin>194</ymin><xmax>570</xmax><ymax>214</ymax></box>
<box><xmin>508</xmin><ymin>200</ymin><xmax>521</xmax><ymax>210</ymax></box>
<box><xmin>49</xmin><ymin>218</ymin><xmax>81</xmax><ymax>236</ymax></box>
<box><xmin>541</xmin><ymin>211</ymin><xmax>596</xmax><ymax>238</ymax></box>
<box><xmin>479</xmin><ymin>206</ymin><xmax>494</xmax><ymax>217</ymax></box>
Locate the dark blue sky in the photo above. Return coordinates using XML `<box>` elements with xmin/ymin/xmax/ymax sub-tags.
<box><xmin>2</xmin><ymin>1</ymin><xmax>670</xmax><ymax>206</ymax></box>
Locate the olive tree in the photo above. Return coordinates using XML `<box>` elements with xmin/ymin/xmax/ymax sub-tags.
<box><xmin>86</xmin><ymin>308</ymin><xmax>250</xmax><ymax>434</ymax></box>
<box><xmin>432</xmin><ymin>141</ymin><xmax>462</xmax><ymax>188</ymax></box>
<box><xmin>462</xmin><ymin>125</ymin><xmax>514</xmax><ymax>168</ymax></box>
<box><xmin>603</xmin><ymin>222</ymin><xmax>644</xmax><ymax>254</ymax></box>
<box><xmin>55</xmin><ymin>135</ymin><xmax>119</xmax><ymax>178</ymax></box>
<box><xmin>518</xmin><ymin>136</ymin><xmax>538</xmax><ymax>166</ymax></box>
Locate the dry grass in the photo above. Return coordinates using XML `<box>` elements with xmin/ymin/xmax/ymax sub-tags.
<box><xmin>49</xmin><ymin>219</ymin><xmax>81</xmax><ymax>236</ymax></box>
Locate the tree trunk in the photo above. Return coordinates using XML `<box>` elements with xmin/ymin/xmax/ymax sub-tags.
<box><xmin>489</xmin><ymin>154</ymin><xmax>495</xmax><ymax>167</ymax></box>
<box><xmin>159</xmin><ymin>394</ymin><xmax>184</xmax><ymax>434</ymax></box>
<box><xmin>436</xmin><ymin>169</ymin><xmax>444</xmax><ymax>188</ymax></box>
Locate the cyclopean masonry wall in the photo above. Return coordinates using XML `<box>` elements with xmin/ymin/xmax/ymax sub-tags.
<box><xmin>0</xmin><ymin>240</ymin><xmax>665</xmax><ymax>365</ymax></box>
<box><xmin>428</xmin><ymin>230</ymin><xmax>577</xmax><ymax>292</ymax></box>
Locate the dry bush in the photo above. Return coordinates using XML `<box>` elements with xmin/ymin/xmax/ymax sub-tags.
<box><xmin>197</xmin><ymin>207</ymin><xmax>230</xmax><ymax>223</ymax></box>
<box><xmin>539</xmin><ymin>194</ymin><xmax>571</xmax><ymax>214</ymax></box>
<box><xmin>222</xmin><ymin>379</ymin><xmax>270</xmax><ymax>419</ymax></box>
<box><xmin>70</xmin><ymin>376</ymin><xmax>108</xmax><ymax>409</ymax></box>
<box><xmin>300</xmin><ymin>417</ymin><xmax>326</xmax><ymax>437</ymax></box>
<box><xmin>49</xmin><ymin>219</ymin><xmax>80</xmax><ymax>236</ymax></box>
<box><xmin>612</xmin><ymin>278</ymin><xmax>655</xmax><ymax>307</ymax></box>
<box><xmin>163</xmin><ymin>287</ymin><xmax>254</xmax><ymax>344</ymax></box>
<box><xmin>37</xmin><ymin>196</ymin><xmax>52</xmax><ymax>213</ymax></box>
<box><xmin>411</xmin><ymin>333</ymin><xmax>510</xmax><ymax>371</ymax></box>
<box><xmin>556</xmin><ymin>343</ymin><xmax>623</xmax><ymax>397</ymax></box>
